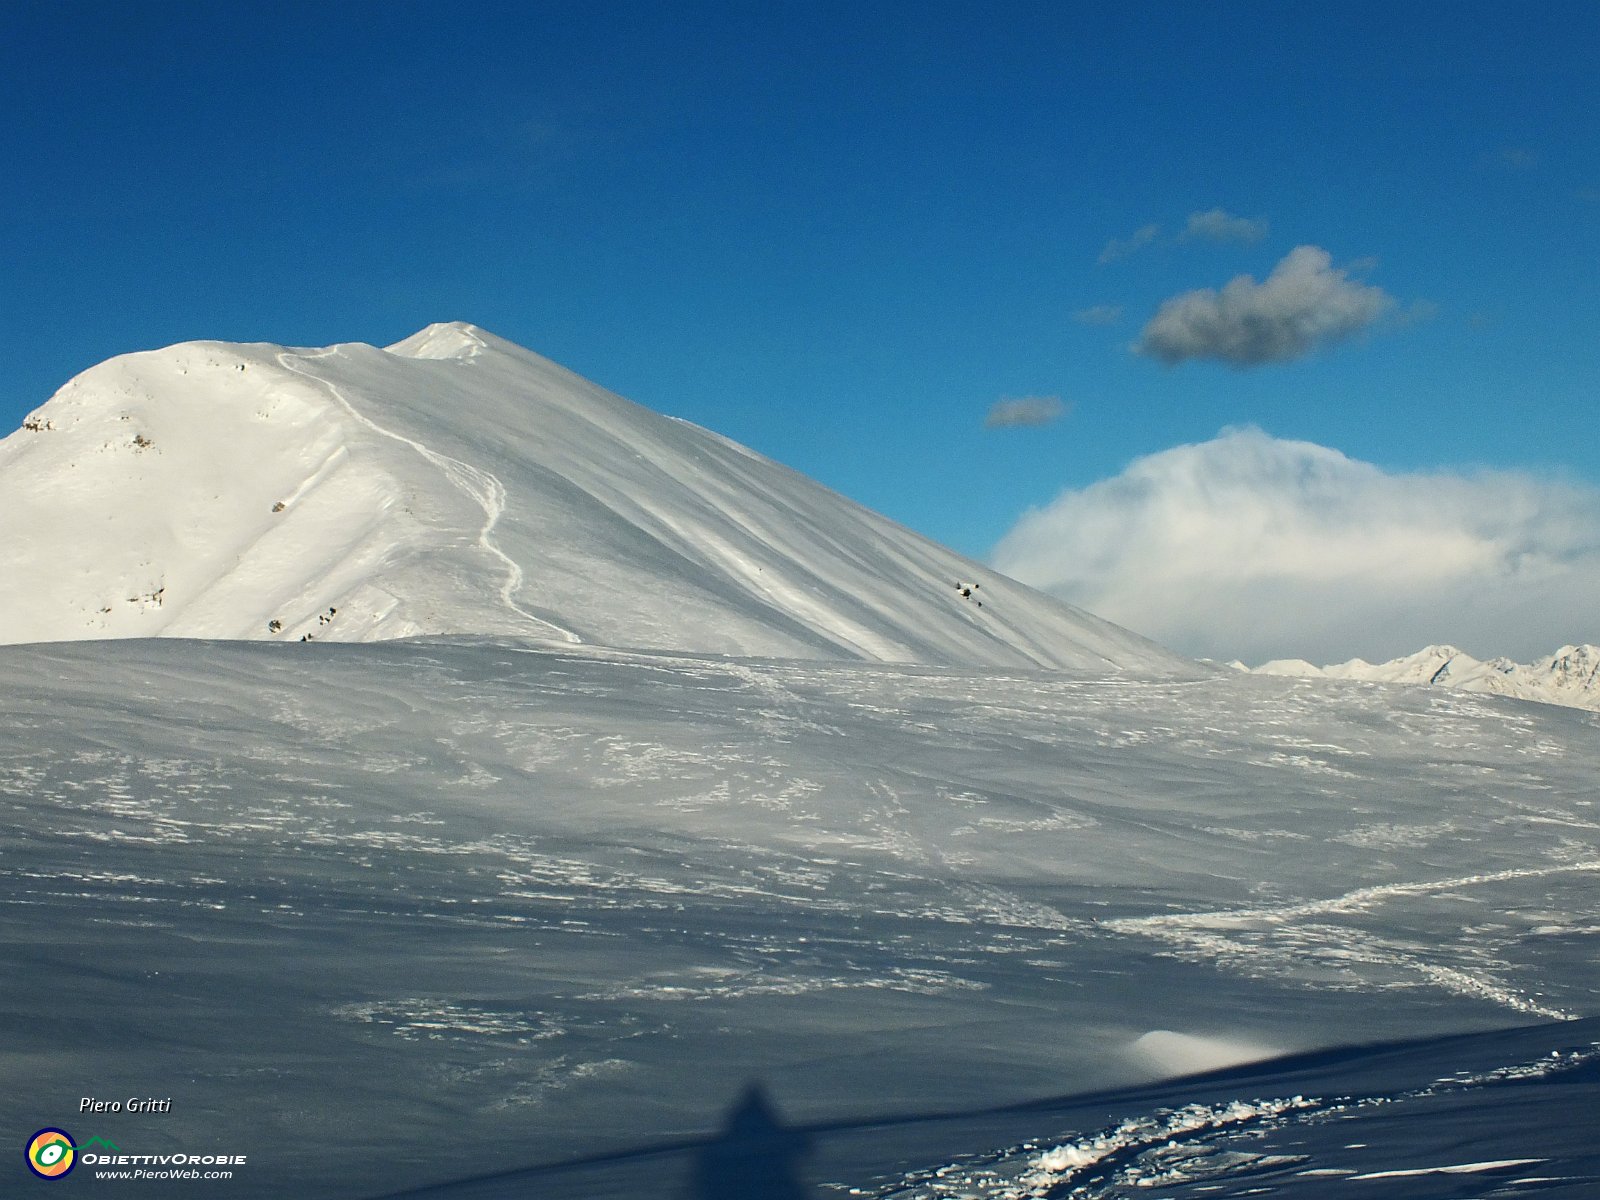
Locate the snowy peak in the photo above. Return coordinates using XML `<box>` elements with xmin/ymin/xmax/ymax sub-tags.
<box><xmin>1546</xmin><ymin>643</ymin><xmax>1600</xmax><ymax>690</ymax></box>
<box><xmin>1252</xmin><ymin>644</ymin><xmax>1600</xmax><ymax>711</ymax></box>
<box><xmin>0</xmin><ymin>325</ymin><xmax>1189</xmax><ymax>673</ymax></box>
<box><xmin>386</xmin><ymin>321</ymin><xmax>500</xmax><ymax>360</ymax></box>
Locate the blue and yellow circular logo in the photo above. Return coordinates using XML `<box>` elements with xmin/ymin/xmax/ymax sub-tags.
<box><xmin>26</xmin><ymin>1129</ymin><xmax>76</xmax><ymax>1180</ymax></box>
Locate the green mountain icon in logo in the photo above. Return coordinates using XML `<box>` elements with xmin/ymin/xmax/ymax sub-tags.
<box><xmin>78</xmin><ymin>1137</ymin><xmax>121</xmax><ymax>1152</ymax></box>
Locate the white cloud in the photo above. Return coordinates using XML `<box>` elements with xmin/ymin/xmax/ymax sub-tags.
<box><xmin>990</xmin><ymin>428</ymin><xmax>1600</xmax><ymax>664</ymax></box>
<box><xmin>1136</xmin><ymin>245</ymin><xmax>1394</xmax><ymax>367</ymax></box>
<box><xmin>1098</xmin><ymin>223</ymin><xmax>1161</xmax><ymax>265</ymax></box>
<box><xmin>1073</xmin><ymin>304</ymin><xmax>1124</xmax><ymax>326</ymax></box>
<box><xmin>1180</xmin><ymin>208</ymin><xmax>1268</xmax><ymax>243</ymax></box>
<box><xmin>985</xmin><ymin>395</ymin><xmax>1066</xmax><ymax>429</ymax></box>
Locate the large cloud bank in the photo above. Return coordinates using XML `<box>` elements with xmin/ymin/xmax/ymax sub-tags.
<box><xmin>991</xmin><ymin>428</ymin><xmax>1600</xmax><ymax>664</ymax></box>
<box><xmin>1137</xmin><ymin>246</ymin><xmax>1393</xmax><ymax>367</ymax></box>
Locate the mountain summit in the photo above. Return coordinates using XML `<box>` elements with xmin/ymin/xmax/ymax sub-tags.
<box><xmin>0</xmin><ymin>323</ymin><xmax>1185</xmax><ymax>670</ymax></box>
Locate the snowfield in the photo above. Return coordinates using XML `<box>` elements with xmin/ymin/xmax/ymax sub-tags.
<box><xmin>4</xmin><ymin>639</ymin><xmax>1596</xmax><ymax>1197</ymax></box>
<box><xmin>2</xmin><ymin>326</ymin><xmax>1596</xmax><ymax>1198</ymax></box>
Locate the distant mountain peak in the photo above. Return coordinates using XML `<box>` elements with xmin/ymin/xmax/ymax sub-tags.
<box><xmin>1251</xmin><ymin>643</ymin><xmax>1600</xmax><ymax>712</ymax></box>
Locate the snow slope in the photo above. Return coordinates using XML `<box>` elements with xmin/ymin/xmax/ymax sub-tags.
<box><xmin>0</xmin><ymin>323</ymin><xmax>1183</xmax><ymax>672</ymax></box>
<box><xmin>1252</xmin><ymin>643</ymin><xmax>1600</xmax><ymax>712</ymax></box>
<box><xmin>2</xmin><ymin>637</ymin><xmax>1596</xmax><ymax>1197</ymax></box>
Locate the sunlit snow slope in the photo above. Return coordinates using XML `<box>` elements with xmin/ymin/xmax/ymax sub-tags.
<box><xmin>0</xmin><ymin>323</ymin><xmax>1182</xmax><ymax>671</ymax></box>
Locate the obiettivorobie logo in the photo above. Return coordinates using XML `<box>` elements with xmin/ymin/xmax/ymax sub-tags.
<box><xmin>27</xmin><ymin>1131</ymin><xmax>122</xmax><ymax>1180</ymax></box>
<box><xmin>25</xmin><ymin>1128</ymin><xmax>245</xmax><ymax>1182</ymax></box>
<box><xmin>26</xmin><ymin>1129</ymin><xmax>80</xmax><ymax>1180</ymax></box>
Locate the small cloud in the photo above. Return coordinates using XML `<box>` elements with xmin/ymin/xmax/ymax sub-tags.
<box><xmin>1073</xmin><ymin>304</ymin><xmax>1124</xmax><ymax>326</ymax></box>
<box><xmin>1097</xmin><ymin>223</ymin><xmax>1161</xmax><ymax>265</ymax></box>
<box><xmin>1135</xmin><ymin>245</ymin><xmax>1395</xmax><ymax>368</ymax></box>
<box><xmin>1180</xmin><ymin>208</ymin><xmax>1268</xmax><ymax>243</ymax></box>
<box><xmin>985</xmin><ymin>395</ymin><xmax>1067</xmax><ymax>429</ymax></box>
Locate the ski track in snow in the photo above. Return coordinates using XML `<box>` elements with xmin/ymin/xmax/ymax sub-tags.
<box><xmin>279</xmin><ymin>346</ymin><xmax>581</xmax><ymax>644</ymax></box>
<box><xmin>1103</xmin><ymin>861</ymin><xmax>1600</xmax><ymax>1022</ymax></box>
<box><xmin>1109</xmin><ymin>860</ymin><xmax>1600</xmax><ymax>931</ymax></box>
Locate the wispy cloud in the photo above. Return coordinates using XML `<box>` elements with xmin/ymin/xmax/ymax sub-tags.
<box><xmin>1135</xmin><ymin>245</ymin><xmax>1394</xmax><ymax>367</ymax></box>
<box><xmin>1072</xmin><ymin>304</ymin><xmax>1124</xmax><ymax>326</ymax></box>
<box><xmin>1097</xmin><ymin>223</ymin><xmax>1161</xmax><ymax>265</ymax></box>
<box><xmin>1097</xmin><ymin>209</ymin><xmax>1267</xmax><ymax>264</ymax></box>
<box><xmin>991</xmin><ymin>427</ymin><xmax>1600</xmax><ymax>663</ymax></box>
<box><xmin>1490</xmin><ymin>146</ymin><xmax>1540</xmax><ymax>170</ymax></box>
<box><xmin>1180</xmin><ymin>208</ymin><xmax>1268</xmax><ymax>243</ymax></box>
<box><xmin>405</xmin><ymin>112</ymin><xmax>606</xmax><ymax>193</ymax></box>
<box><xmin>1392</xmin><ymin>298</ymin><xmax>1439</xmax><ymax>329</ymax></box>
<box><xmin>985</xmin><ymin>395</ymin><xmax>1067</xmax><ymax>429</ymax></box>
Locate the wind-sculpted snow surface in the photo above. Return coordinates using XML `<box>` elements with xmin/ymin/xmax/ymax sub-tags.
<box><xmin>0</xmin><ymin>323</ymin><xmax>1181</xmax><ymax>671</ymax></box>
<box><xmin>2</xmin><ymin>639</ymin><xmax>1596</xmax><ymax>1197</ymax></box>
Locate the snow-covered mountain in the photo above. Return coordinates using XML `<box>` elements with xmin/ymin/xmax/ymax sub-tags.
<box><xmin>0</xmin><ymin>322</ymin><xmax>1183</xmax><ymax>672</ymax></box>
<box><xmin>1249</xmin><ymin>643</ymin><xmax>1600</xmax><ymax>711</ymax></box>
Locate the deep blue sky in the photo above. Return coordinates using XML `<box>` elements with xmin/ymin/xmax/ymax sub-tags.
<box><xmin>5</xmin><ymin>0</ymin><xmax>1597</xmax><ymax>560</ymax></box>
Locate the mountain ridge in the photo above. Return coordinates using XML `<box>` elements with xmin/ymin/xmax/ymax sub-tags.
<box><xmin>1247</xmin><ymin>643</ymin><xmax>1600</xmax><ymax>711</ymax></box>
<box><xmin>0</xmin><ymin>322</ymin><xmax>1189</xmax><ymax>673</ymax></box>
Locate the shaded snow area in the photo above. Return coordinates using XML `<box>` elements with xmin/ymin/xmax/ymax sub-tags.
<box><xmin>0</xmin><ymin>323</ymin><xmax>1179</xmax><ymax>672</ymax></box>
<box><xmin>3</xmin><ymin>638</ymin><xmax>1596</xmax><ymax>1198</ymax></box>
<box><xmin>1249</xmin><ymin>644</ymin><xmax>1600</xmax><ymax>713</ymax></box>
